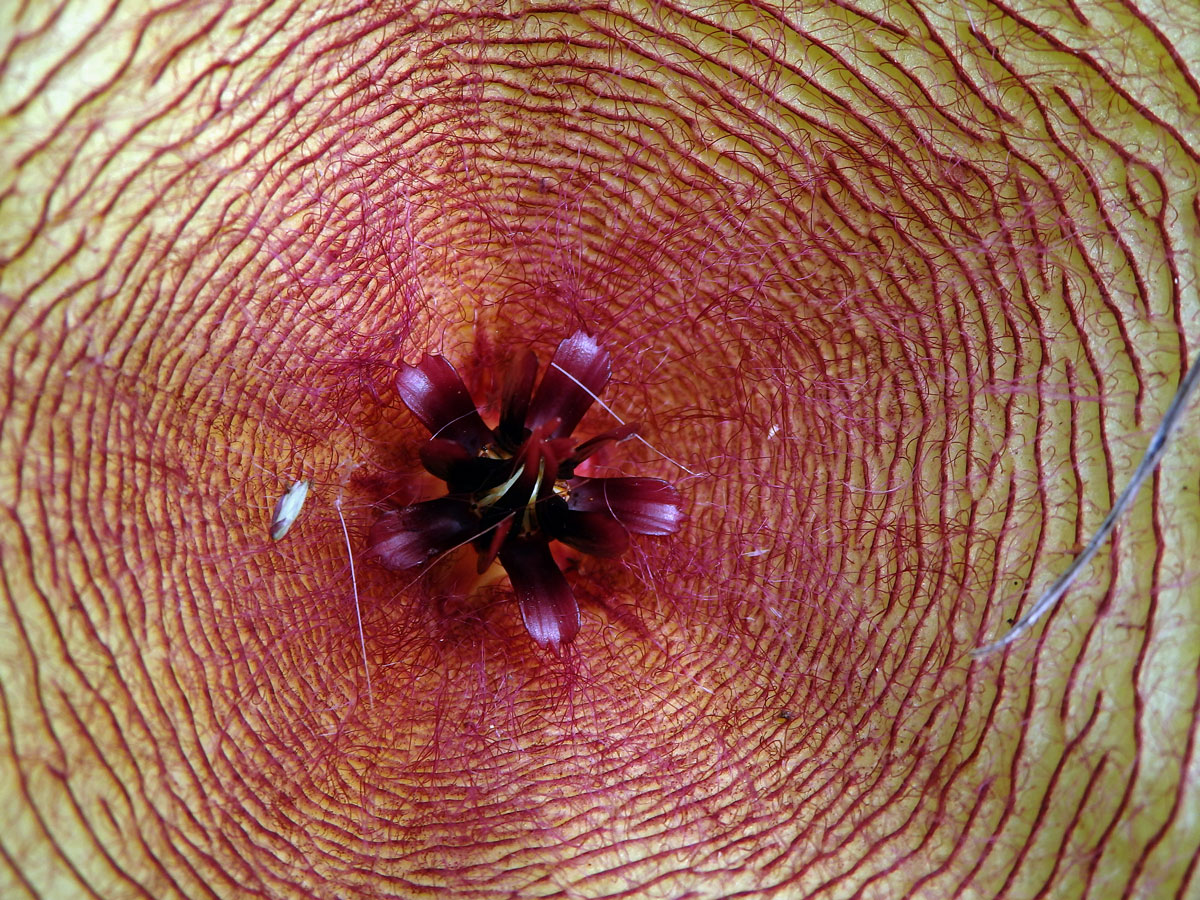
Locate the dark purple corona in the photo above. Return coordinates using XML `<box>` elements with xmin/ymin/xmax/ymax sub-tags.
<box><xmin>367</xmin><ymin>333</ymin><xmax>683</xmax><ymax>651</ymax></box>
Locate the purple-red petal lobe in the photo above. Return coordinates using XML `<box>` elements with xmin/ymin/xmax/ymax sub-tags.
<box><xmin>418</xmin><ymin>438</ymin><xmax>474</xmax><ymax>479</ymax></box>
<box><xmin>548</xmin><ymin>508</ymin><xmax>631</xmax><ymax>557</ymax></box>
<box><xmin>498</xmin><ymin>539</ymin><xmax>581</xmax><ymax>650</ymax></box>
<box><xmin>475</xmin><ymin>513</ymin><xmax>515</xmax><ymax>574</ymax></box>
<box><xmin>527</xmin><ymin>332</ymin><xmax>610</xmax><ymax>439</ymax></box>
<box><xmin>498</xmin><ymin>348</ymin><xmax>538</xmax><ymax>445</ymax></box>
<box><xmin>419</xmin><ymin>438</ymin><xmax>505</xmax><ymax>491</ymax></box>
<box><xmin>367</xmin><ymin>498</ymin><xmax>477</xmax><ymax>570</ymax></box>
<box><xmin>568</xmin><ymin>477</ymin><xmax>683</xmax><ymax>535</ymax></box>
<box><xmin>396</xmin><ymin>356</ymin><xmax>494</xmax><ymax>451</ymax></box>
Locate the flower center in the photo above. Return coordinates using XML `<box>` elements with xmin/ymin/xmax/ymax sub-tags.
<box><xmin>366</xmin><ymin>332</ymin><xmax>683</xmax><ymax>651</ymax></box>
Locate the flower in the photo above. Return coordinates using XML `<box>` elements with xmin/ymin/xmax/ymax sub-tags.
<box><xmin>367</xmin><ymin>332</ymin><xmax>683</xmax><ymax>651</ymax></box>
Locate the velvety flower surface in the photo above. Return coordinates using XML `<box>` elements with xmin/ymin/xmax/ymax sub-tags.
<box><xmin>368</xmin><ymin>333</ymin><xmax>682</xmax><ymax>650</ymax></box>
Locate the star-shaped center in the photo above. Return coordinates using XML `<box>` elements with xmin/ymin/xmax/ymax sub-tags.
<box><xmin>367</xmin><ymin>332</ymin><xmax>683</xmax><ymax>651</ymax></box>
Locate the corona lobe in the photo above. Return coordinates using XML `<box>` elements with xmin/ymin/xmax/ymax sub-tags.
<box><xmin>367</xmin><ymin>332</ymin><xmax>683</xmax><ymax>650</ymax></box>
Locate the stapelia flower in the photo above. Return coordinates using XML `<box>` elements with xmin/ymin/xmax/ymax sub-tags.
<box><xmin>368</xmin><ymin>332</ymin><xmax>683</xmax><ymax>651</ymax></box>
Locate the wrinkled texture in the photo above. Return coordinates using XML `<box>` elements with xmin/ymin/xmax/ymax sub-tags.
<box><xmin>1</xmin><ymin>0</ymin><xmax>1199</xmax><ymax>899</ymax></box>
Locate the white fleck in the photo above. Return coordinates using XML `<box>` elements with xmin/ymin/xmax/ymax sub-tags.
<box><xmin>767</xmin><ymin>424</ymin><xmax>780</xmax><ymax>439</ymax></box>
<box><xmin>270</xmin><ymin>480</ymin><xmax>311</xmax><ymax>540</ymax></box>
